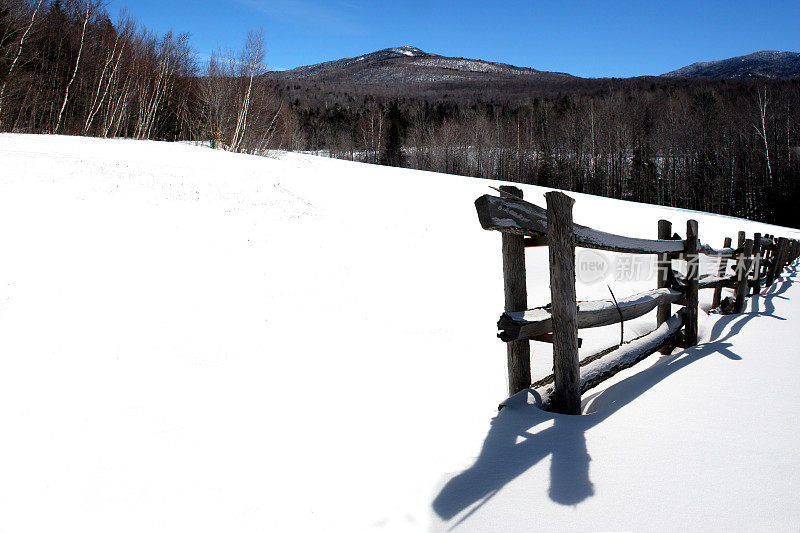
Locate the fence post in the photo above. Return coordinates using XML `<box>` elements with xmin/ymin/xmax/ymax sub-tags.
<box><xmin>656</xmin><ymin>220</ymin><xmax>672</xmax><ymax>325</ymax></box>
<box><xmin>734</xmin><ymin>239</ymin><xmax>754</xmax><ymax>313</ymax></box>
<box><xmin>712</xmin><ymin>236</ymin><xmax>732</xmax><ymax>309</ymax></box>
<box><xmin>769</xmin><ymin>237</ymin><xmax>788</xmax><ymax>287</ymax></box>
<box><xmin>751</xmin><ymin>233</ymin><xmax>762</xmax><ymax>295</ymax></box>
<box><xmin>779</xmin><ymin>238</ymin><xmax>790</xmax><ymax>271</ymax></box>
<box><xmin>765</xmin><ymin>238</ymin><xmax>776</xmax><ymax>287</ymax></box>
<box><xmin>777</xmin><ymin>237</ymin><xmax>786</xmax><ymax>283</ymax></box>
<box><xmin>657</xmin><ymin>220</ymin><xmax>673</xmax><ymax>354</ymax></box>
<box><xmin>499</xmin><ymin>185</ymin><xmax>531</xmax><ymax>397</ymax></box>
<box><xmin>546</xmin><ymin>191</ymin><xmax>581</xmax><ymax>415</ymax></box>
<box><xmin>764</xmin><ymin>235</ymin><xmax>776</xmax><ymax>285</ymax></box>
<box><xmin>683</xmin><ymin>220</ymin><xmax>699</xmax><ymax>347</ymax></box>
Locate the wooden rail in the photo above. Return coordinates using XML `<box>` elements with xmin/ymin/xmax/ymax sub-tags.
<box><xmin>475</xmin><ymin>194</ymin><xmax>685</xmax><ymax>254</ymax></box>
<box><xmin>476</xmin><ymin>190</ymin><xmax>800</xmax><ymax>414</ymax></box>
<box><xmin>532</xmin><ymin>309</ymin><xmax>686</xmax><ymax>405</ymax></box>
<box><xmin>498</xmin><ymin>275</ymin><xmax>734</xmax><ymax>343</ymax></box>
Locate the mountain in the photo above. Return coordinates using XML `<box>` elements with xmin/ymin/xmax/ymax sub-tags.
<box><xmin>273</xmin><ymin>47</ymin><xmax>800</xmax><ymax>86</ymax></box>
<box><xmin>268</xmin><ymin>47</ymin><xmax>800</xmax><ymax>106</ymax></box>
<box><xmin>270</xmin><ymin>46</ymin><xmax>578</xmax><ymax>85</ymax></box>
<box><xmin>661</xmin><ymin>50</ymin><xmax>800</xmax><ymax>79</ymax></box>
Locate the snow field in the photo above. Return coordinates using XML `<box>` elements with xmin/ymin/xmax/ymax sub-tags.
<box><xmin>0</xmin><ymin>134</ymin><xmax>798</xmax><ymax>531</ymax></box>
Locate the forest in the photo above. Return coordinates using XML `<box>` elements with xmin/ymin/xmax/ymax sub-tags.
<box><xmin>1</xmin><ymin>0</ymin><xmax>799</xmax><ymax>227</ymax></box>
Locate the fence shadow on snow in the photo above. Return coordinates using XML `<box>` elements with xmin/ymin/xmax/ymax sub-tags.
<box><xmin>432</xmin><ymin>187</ymin><xmax>799</xmax><ymax>524</ymax></box>
<box><xmin>433</xmin><ymin>262</ymin><xmax>797</xmax><ymax>523</ymax></box>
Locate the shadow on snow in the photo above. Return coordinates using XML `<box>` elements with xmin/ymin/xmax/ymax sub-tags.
<box><xmin>432</xmin><ymin>262</ymin><xmax>797</xmax><ymax>528</ymax></box>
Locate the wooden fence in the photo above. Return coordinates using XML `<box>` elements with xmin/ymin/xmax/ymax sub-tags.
<box><xmin>475</xmin><ymin>186</ymin><xmax>800</xmax><ymax>415</ymax></box>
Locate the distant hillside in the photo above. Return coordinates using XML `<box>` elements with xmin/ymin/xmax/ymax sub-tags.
<box><xmin>269</xmin><ymin>46</ymin><xmax>578</xmax><ymax>85</ymax></box>
<box><xmin>662</xmin><ymin>51</ymin><xmax>800</xmax><ymax>79</ymax></box>
<box><xmin>273</xmin><ymin>47</ymin><xmax>800</xmax><ymax>86</ymax></box>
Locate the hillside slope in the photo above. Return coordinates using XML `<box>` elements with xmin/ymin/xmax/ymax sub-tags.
<box><xmin>0</xmin><ymin>134</ymin><xmax>799</xmax><ymax>532</ymax></box>
<box><xmin>270</xmin><ymin>46</ymin><xmax>576</xmax><ymax>84</ymax></box>
<box><xmin>662</xmin><ymin>50</ymin><xmax>800</xmax><ymax>78</ymax></box>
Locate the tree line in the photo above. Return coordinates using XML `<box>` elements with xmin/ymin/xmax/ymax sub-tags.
<box><xmin>285</xmin><ymin>80</ymin><xmax>800</xmax><ymax>228</ymax></box>
<box><xmin>2</xmin><ymin>0</ymin><xmax>798</xmax><ymax>227</ymax></box>
<box><xmin>0</xmin><ymin>0</ymin><xmax>302</xmax><ymax>150</ymax></box>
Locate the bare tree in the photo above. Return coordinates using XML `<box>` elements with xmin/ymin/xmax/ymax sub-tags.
<box><xmin>83</xmin><ymin>14</ymin><xmax>131</xmax><ymax>134</ymax></box>
<box><xmin>230</xmin><ymin>29</ymin><xmax>265</xmax><ymax>152</ymax></box>
<box><xmin>755</xmin><ymin>85</ymin><xmax>772</xmax><ymax>184</ymax></box>
<box><xmin>0</xmin><ymin>0</ymin><xmax>43</xmax><ymax>127</ymax></box>
<box><xmin>202</xmin><ymin>29</ymin><xmax>273</xmax><ymax>153</ymax></box>
<box><xmin>54</xmin><ymin>0</ymin><xmax>92</xmax><ymax>133</ymax></box>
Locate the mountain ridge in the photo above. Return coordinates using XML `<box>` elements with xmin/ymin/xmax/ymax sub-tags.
<box><xmin>269</xmin><ymin>46</ymin><xmax>578</xmax><ymax>85</ymax></box>
<box><xmin>661</xmin><ymin>50</ymin><xmax>800</xmax><ymax>79</ymax></box>
<box><xmin>270</xmin><ymin>47</ymin><xmax>800</xmax><ymax>85</ymax></box>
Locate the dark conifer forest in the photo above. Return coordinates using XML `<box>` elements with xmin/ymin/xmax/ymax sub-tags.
<box><xmin>2</xmin><ymin>0</ymin><xmax>799</xmax><ymax>227</ymax></box>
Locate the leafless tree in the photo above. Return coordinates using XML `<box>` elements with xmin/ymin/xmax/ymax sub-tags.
<box><xmin>0</xmin><ymin>0</ymin><xmax>42</xmax><ymax>127</ymax></box>
<box><xmin>755</xmin><ymin>85</ymin><xmax>772</xmax><ymax>184</ymax></box>
<box><xmin>54</xmin><ymin>0</ymin><xmax>92</xmax><ymax>133</ymax></box>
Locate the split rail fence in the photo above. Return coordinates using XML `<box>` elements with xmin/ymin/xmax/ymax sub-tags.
<box><xmin>475</xmin><ymin>186</ymin><xmax>800</xmax><ymax>415</ymax></box>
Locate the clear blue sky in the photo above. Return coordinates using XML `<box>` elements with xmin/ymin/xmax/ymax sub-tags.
<box><xmin>105</xmin><ymin>0</ymin><xmax>800</xmax><ymax>77</ymax></box>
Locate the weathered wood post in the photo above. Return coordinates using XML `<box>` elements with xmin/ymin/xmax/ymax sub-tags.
<box><xmin>765</xmin><ymin>238</ymin><xmax>777</xmax><ymax>287</ymax></box>
<box><xmin>764</xmin><ymin>234</ymin><xmax>776</xmax><ymax>277</ymax></box>
<box><xmin>656</xmin><ymin>220</ymin><xmax>672</xmax><ymax>326</ymax></box>
<box><xmin>734</xmin><ymin>239</ymin><xmax>754</xmax><ymax>313</ymax></box>
<box><xmin>763</xmin><ymin>235</ymin><xmax>775</xmax><ymax>282</ymax></box>
<box><xmin>657</xmin><ymin>220</ymin><xmax>673</xmax><ymax>354</ymax></box>
<box><xmin>546</xmin><ymin>191</ymin><xmax>581</xmax><ymax>415</ymax></box>
<box><xmin>499</xmin><ymin>185</ymin><xmax>531</xmax><ymax>397</ymax></box>
<box><xmin>712</xmin><ymin>236</ymin><xmax>732</xmax><ymax>309</ymax></box>
<box><xmin>683</xmin><ymin>220</ymin><xmax>699</xmax><ymax>347</ymax></box>
<box><xmin>751</xmin><ymin>233</ymin><xmax>762</xmax><ymax>295</ymax></box>
<box><xmin>735</xmin><ymin>230</ymin><xmax>746</xmax><ymax>284</ymax></box>
<box><xmin>768</xmin><ymin>237</ymin><xmax>788</xmax><ymax>287</ymax></box>
<box><xmin>778</xmin><ymin>238</ymin><xmax>790</xmax><ymax>273</ymax></box>
<box><xmin>776</xmin><ymin>238</ymin><xmax>787</xmax><ymax>280</ymax></box>
<box><xmin>775</xmin><ymin>237</ymin><xmax>789</xmax><ymax>278</ymax></box>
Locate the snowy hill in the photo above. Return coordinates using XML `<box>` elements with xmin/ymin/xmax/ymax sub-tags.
<box><xmin>276</xmin><ymin>48</ymin><xmax>800</xmax><ymax>85</ymax></box>
<box><xmin>662</xmin><ymin>50</ymin><xmax>800</xmax><ymax>78</ymax></box>
<box><xmin>1</xmin><ymin>134</ymin><xmax>799</xmax><ymax>531</ymax></box>
<box><xmin>272</xmin><ymin>46</ymin><xmax>430</xmax><ymax>78</ymax></box>
<box><xmin>270</xmin><ymin>46</ymin><xmax>576</xmax><ymax>84</ymax></box>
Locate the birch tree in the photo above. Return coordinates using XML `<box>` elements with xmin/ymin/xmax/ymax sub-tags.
<box><xmin>229</xmin><ymin>29</ymin><xmax>265</xmax><ymax>152</ymax></box>
<box><xmin>54</xmin><ymin>0</ymin><xmax>91</xmax><ymax>133</ymax></box>
<box><xmin>755</xmin><ymin>85</ymin><xmax>772</xmax><ymax>184</ymax></box>
<box><xmin>0</xmin><ymin>0</ymin><xmax>42</xmax><ymax>127</ymax></box>
<box><xmin>83</xmin><ymin>16</ymin><xmax>131</xmax><ymax>134</ymax></box>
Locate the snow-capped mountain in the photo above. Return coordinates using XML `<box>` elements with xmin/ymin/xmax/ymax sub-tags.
<box><xmin>661</xmin><ymin>50</ymin><xmax>800</xmax><ymax>79</ymax></box>
<box><xmin>270</xmin><ymin>46</ymin><xmax>577</xmax><ymax>84</ymax></box>
<box><xmin>273</xmin><ymin>47</ymin><xmax>800</xmax><ymax>85</ymax></box>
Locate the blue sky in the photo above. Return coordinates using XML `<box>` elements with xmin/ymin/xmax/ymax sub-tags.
<box><xmin>105</xmin><ymin>0</ymin><xmax>799</xmax><ymax>77</ymax></box>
